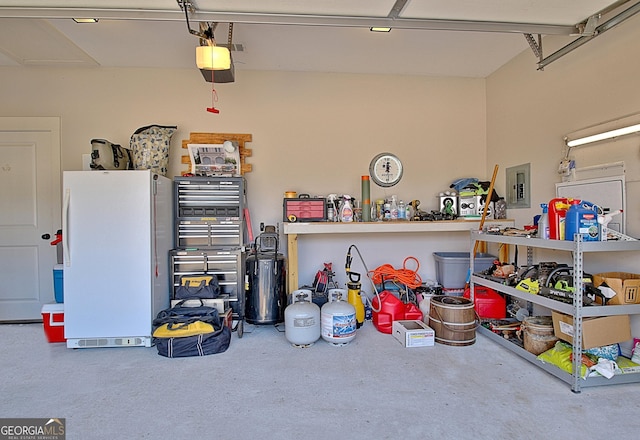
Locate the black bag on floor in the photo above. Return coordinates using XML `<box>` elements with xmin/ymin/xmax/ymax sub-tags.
<box><xmin>154</xmin><ymin>328</ymin><xmax>231</xmax><ymax>358</ymax></box>
<box><xmin>152</xmin><ymin>300</ymin><xmax>231</xmax><ymax>358</ymax></box>
<box><xmin>174</xmin><ymin>275</ymin><xmax>221</xmax><ymax>300</ymax></box>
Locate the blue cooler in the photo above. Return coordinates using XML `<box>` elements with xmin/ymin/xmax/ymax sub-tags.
<box><xmin>53</xmin><ymin>264</ymin><xmax>64</xmax><ymax>303</ymax></box>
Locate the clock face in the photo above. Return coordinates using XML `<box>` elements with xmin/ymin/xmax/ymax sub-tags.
<box><xmin>369</xmin><ymin>153</ymin><xmax>403</xmax><ymax>187</ymax></box>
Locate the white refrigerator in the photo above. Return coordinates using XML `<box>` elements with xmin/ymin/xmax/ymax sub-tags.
<box><xmin>62</xmin><ymin>170</ymin><xmax>173</xmax><ymax>348</ymax></box>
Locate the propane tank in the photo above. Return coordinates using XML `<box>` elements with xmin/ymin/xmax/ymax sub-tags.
<box><xmin>285</xmin><ymin>289</ymin><xmax>321</xmax><ymax>347</ymax></box>
<box><xmin>321</xmin><ymin>289</ymin><xmax>356</xmax><ymax>345</ymax></box>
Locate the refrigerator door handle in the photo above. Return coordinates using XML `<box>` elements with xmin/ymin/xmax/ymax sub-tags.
<box><xmin>62</xmin><ymin>188</ymin><xmax>71</xmax><ymax>267</ymax></box>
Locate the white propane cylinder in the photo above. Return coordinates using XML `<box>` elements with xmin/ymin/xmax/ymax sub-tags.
<box><xmin>285</xmin><ymin>289</ymin><xmax>321</xmax><ymax>347</ymax></box>
<box><xmin>321</xmin><ymin>288</ymin><xmax>356</xmax><ymax>346</ymax></box>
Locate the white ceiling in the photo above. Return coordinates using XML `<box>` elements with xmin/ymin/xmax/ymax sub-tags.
<box><xmin>0</xmin><ymin>1</ymin><xmax>636</xmax><ymax>78</ymax></box>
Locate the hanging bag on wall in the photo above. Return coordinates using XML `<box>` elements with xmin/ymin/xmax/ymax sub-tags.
<box><xmin>90</xmin><ymin>138</ymin><xmax>133</xmax><ymax>170</ymax></box>
<box><xmin>174</xmin><ymin>275</ymin><xmax>221</xmax><ymax>300</ymax></box>
<box><xmin>152</xmin><ymin>300</ymin><xmax>231</xmax><ymax>358</ymax></box>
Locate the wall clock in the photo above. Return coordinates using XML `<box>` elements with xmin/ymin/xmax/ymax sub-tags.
<box><xmin>369</xmin><ymin>153</ymin><xmax>403</xmax><ymax>187</ymax></box>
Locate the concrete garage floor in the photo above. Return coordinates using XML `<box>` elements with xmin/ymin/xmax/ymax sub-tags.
<box><xmin>1</xmin><ymin>321</ymin><xmax>638</xmax><ymax>440</ymax></box>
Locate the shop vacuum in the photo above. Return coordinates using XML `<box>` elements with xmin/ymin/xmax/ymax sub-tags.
<box><xmin>245</xmin><ymin>226</ymin><xmax>287</xmax><ymax>325</ymax></box>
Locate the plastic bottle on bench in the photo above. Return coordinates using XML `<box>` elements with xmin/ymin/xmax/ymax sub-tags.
<box><xmin>538</xmin><ymin>203</ymin><xmax>550</xmax><ymax>240</ymax></box>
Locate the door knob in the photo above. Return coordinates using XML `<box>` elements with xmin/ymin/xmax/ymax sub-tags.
<box><xmin>42</xmin><ymin>233</ymin><xmax>51</xmax><ymax>240</ymax></box>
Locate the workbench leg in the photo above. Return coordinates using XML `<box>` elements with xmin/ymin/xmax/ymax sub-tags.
<box><xmin>499</xmin><ymin>243</ymin><xmax>510</xmax><ymax>264</ymax></box>
<box><xmin>287</xmin><ymin>233</ymin><xmax>299</xmax><ymax>294</ymax></box>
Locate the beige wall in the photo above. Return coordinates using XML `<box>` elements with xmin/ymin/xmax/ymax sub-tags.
<box><xmin>487</xmin><ymin>16</ymin><xmax>640</xmax><ymax>242</ymax></box>
<box><xmin>0</xmin><ymin>66</ymin><xmax>487</xmax><ymax>285</ymax></box>
<box><xmin>1</xmin><ymin>16</ymin><xmax>638</xmax><ymax>290</ymax></box>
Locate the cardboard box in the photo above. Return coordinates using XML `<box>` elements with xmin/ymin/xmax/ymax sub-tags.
<box><xmin>593</xmin><ymin>272</ymin><xmax>640</xmax><ymax>305</ymax></box>
<box><xmin>41</xmin><ymin>303</ymin><xmax>66</xmax><ymax>343</ymax></box>
<box><xmin>392</xmin><ymin>320</ymin><xmax>435</xmax><ymax>348</ymax></box>
<box><xmin>551</xmin><ymin>311</ymin><xmax>631</xmax><ymax>349</ymax></box>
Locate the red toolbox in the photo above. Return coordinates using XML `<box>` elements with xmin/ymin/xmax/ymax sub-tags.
<box><xmin>283</xmin><ymin>197</ymin><xmax>327</xmax><ymax>222</ymax></box>
<box><xmin>463</xmin><ymin>285</ymin><xmax>506</xmax><ymax>319</ymax></box>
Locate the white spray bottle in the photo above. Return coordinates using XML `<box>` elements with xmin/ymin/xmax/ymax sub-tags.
<box><xmin>598</xmin><ymin>210</ymin><xmax>622</xmax><ymax>241</ymax></box>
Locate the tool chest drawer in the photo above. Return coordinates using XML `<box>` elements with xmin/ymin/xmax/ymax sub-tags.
<box><xmin>170</xmin><ymin>249</ymin><xmax>246</xmax><ymax>318</ymax></box>
<box><xmin>176</xmin><ymin>220</ymin><xmax>243</xmax><ymax>248</ymax></box>
<box><xmin>175</xmin><ymin>176</ymin><xmax>245</xmax><ymax>219</ymax></box>
<box><xmin>283</xmin><ymin>197</ymin><xmax>327</xmax><ymax>222</ymax></box>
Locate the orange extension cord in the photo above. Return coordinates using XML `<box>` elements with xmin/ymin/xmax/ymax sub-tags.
<box><xmin>369</xmin><ymin>256</ymin><xmax>423</xmax><ymax>289</ymax></box>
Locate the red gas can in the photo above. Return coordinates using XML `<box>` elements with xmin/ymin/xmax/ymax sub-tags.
<box><xmin>548</xmin><ymin>197</ymin><xmax>570</xmax><ymax>240</ymax></box>
<box><xmin>371</xmin><ymin>291</ymin><xmax>423</xmax><ymax>334</ymax></box>
<box><xmin>463</xmin><ymin>285</ymin><xmax>506</xmax><ymax>319</ymax></box>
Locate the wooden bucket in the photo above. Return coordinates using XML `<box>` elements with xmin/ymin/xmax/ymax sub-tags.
<box><xmin>429</xmin><ymin>295</ymin><xmax>477</xmax><ymax>346</ymax></box>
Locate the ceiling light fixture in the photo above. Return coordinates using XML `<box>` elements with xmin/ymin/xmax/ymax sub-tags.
<box><xmin>72</xmin><ymin>18</ymin><xmax>98</xmax><ymax>23</ymax></box>
<box><xmin>566</xmin><ymin>124</ymin><xmax>640</xmax><ymax>147</ymax></box>
<box><xmin>565</xmin><ymin>113</ymin><xmax>640</xmax><ymax>148</ymax></box>
<box><xmin>370</xmin><ymin>27</ymin><xmax>391</xmax><ymax>32</ymax></box>
<box><xmin>195</xmin><ymin>44</ymin><xmax>231</xmax><ymax>70</ymax></box>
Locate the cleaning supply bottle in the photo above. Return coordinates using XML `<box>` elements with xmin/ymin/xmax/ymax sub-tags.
<box><xmin>565</xmin><ymin>199</ymin><xmax>599</xmax><ymax>241</ymax></box>
<box><xmin>397</xmin><ymin>200</ymin><xmax>406</xmax><ymax>220</ymax></box>
<box><xmin>339</xmin><ymin>195</ymin><xmax>354</xmax><ymax>222</ymax></box>
<box><xmin>538</xmin><ymin>203</ymin><xmax>550</xmax><ymax>240</ymax></box>
<box><xmin>390</xmin><ymin>196</ymin><xmax>399</xmax><ymax>220</ymax></box>
<box><xmin>598</xmin><ymin>209</ymin><xmax>623</xmax><ymax>241</ymax></box>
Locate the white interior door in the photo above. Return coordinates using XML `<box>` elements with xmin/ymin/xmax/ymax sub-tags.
<box><xmin>0</xmin><ymin>117</ymin><xmax>61</xmax><ymax>321</ymax></box>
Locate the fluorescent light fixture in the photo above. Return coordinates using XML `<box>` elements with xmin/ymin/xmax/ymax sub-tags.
<box><xmin>370</xmin><ymin>27</ymin><xmax>391</xmax><ymax>32</ymax></box>
<box><xmin>566</xmin><ymin>123</ymin><xmax>640</xmax><ymax>147</ymax></box>
<box><xmin>196</xmin><ymin>45</ymin><xmax>231</xmax><ymax>70</ymax></box>
<box><xmin>72</xmin><ymin>18</ymin><xmax>99</xmax><ymax>23</ymax></box>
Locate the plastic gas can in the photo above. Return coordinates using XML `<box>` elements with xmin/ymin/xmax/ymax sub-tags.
<box><xmin>371</xmin><ymin>290</ymin><xmax>422</xmax><ymax>334</ymax></box>
<box><xmin>548</xmin><ymin>198</ymin><xmax>570</xmax><ymax>240</ymax></box>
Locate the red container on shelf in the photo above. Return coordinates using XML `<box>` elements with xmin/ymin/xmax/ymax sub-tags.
<box><xmin>371</xmin><ymin>290</ymin><xmax>423</xmax><ymax>334</ymax></box>
<box><xmin>463</xmin><ymin>285</ymin><xmax>506</xmax><ymax>319</ymax></box>
<box><xmin>548</xmin><ymin>197</ymin><xmax>570</xmax><ymax>240</ymax></box>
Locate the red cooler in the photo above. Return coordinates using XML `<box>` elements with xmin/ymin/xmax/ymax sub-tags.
<box><xmin>42</xmin><ymin>303</ymin><xmax>66</xmax><ymax>343</ymax></box>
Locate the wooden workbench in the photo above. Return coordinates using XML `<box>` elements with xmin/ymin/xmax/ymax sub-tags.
<box><xmin>283</xmin><ymin>219</ymin><xmax>515</xmax><ymax>292</ymax></box>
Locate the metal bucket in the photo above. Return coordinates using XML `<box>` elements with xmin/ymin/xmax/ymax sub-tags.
<box><xmin>429</xmin><ymin>295</ymin><xmax>477</xmax><ymax>346</ymax></box>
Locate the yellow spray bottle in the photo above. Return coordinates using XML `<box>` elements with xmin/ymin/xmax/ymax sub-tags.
<box><xmin>347</xmin><ymin>277</ymin><xmax>365</xmax><ymax>329</ymax></box>
<box><xmin>345</xmin><ymin>245</ymin><xmax>365</xmax><ymax>328</ymax></box>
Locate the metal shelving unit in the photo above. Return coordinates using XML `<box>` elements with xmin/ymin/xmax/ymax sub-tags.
<box><xmin>470</xmin><ymin>230</ymin><xmax>640</xmax><ymax>393</ymax></box>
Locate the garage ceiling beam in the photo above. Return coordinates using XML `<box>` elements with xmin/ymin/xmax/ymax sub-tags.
<box><xmin>0</xmin><ymin>6</ymin><xmax>576</xmax><ymax>36</ymax></box>
<box><xmin>538</xmin><ymin>0</ymin><xmax>640</xmax><ymax>69</ymax></box>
